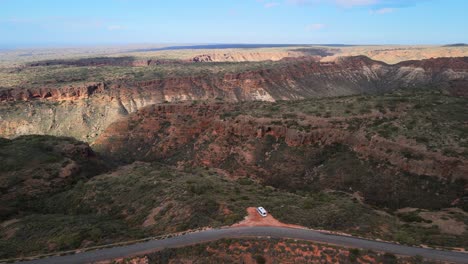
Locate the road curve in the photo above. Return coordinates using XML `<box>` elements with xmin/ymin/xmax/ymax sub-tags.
<box><xmin>13</xmin><ymin>226</ymin><xmax>468</xmax><ymax>264</ymax></box>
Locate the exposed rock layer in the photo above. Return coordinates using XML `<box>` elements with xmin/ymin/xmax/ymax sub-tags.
<box><xmin>92</xmin><ymin>102</ymin><xmax>467</xmax><ymax>209</ymax></box>
<box><xmin>2</xmin><ymin>56</ymin><xmax>467</xmax><ymax>103</ymax></box>
<box><xmin>94</xmin><ymin>103</ymin><xmax>468</xmax><ymax>180</ymax></box>
<box><xmin>190</xmin><ymin>51</ymin><xmax>307</xmax><ymax>62</ymax></box>
<box><xmin>0</xmin><ymin>56</ymin><xmax>467</xmax><ymax>142</ymax></box>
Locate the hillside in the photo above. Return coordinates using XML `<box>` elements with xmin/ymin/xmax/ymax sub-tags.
<box><xmin>4</xmin><ymin>90</ymin><xmax>467</xmax><ymax>259</ymax></box>
<box><xmin>0</xmin><ymin>50</ymin><xmax>467</xmax><ymax>261</ymax></box>
<box><xmin>0</xmin><ymin>135</ymin><xmax>108</xmax><ymax>220</ymax></box>
<box><xmin>2</xmin><ymin>159</ymin><xmax>467</xmax><ymax>259</ymax></box>
<box><xmin>109</xmin><ymin>238</ymin><xmax>439</xmax><ymax>264</ymax></box>
<box><xmin>93</xmin><ymin>90</ymin><xmax>467</xmax><ymax>209</ymax></box>
<box><xmin>1</xmin><ymin>45</ymin><xmax>467</xmax><ymax>67</ymax></box>
<box><xmin>1</xmin><ymin>56</ymin><xmax>467</xmax><ymax>143</ymax></box>
<box><xmin>444</xmin><ymin>44</ymin><xmax>468</xmax><ymax>47</ymax></box>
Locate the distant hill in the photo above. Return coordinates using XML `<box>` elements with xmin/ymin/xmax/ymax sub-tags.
<box><xmin>443</xmin><ymin>43</ymin><xmax>468</xmax><ymax>47</ymax></box>
<box><xmin>131</xmin><ymin>43</ymin><xmax>356</xmax><ymax>52</ymax></box>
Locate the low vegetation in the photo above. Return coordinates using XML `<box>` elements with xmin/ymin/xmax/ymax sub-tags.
<box><xmin>0</xmin><ymin>135</ymin><xmax>107</xmax><ymax>221</ymax></box>
<box><xmin>117</xmin><ymin>238</ymin><xmax>438</xmax><ymax>264</ymax></box>
<box><xmin>232</xmin><ymin>89</ymin><xmax>467</xmax><ymax>156</ymax></box>
<box><xmin>1</xmin><ymin>89</ymin><xmax>467</xmax><ymax>259</ymax></box>
<box><xmin>0</xmin><ymin>57</ymin><xmax>300</xmax><ymax>88</ymax></box>
<box><xmin>1</xmin><ymin>160</ymin><xmax>467</xmax><ymax>259</ymax></box>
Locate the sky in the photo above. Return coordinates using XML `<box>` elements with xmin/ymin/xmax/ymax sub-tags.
<box><xmin>0</xmin><ymin>0</ymin><xmax>467</xmax><ymax>47</ymax></box>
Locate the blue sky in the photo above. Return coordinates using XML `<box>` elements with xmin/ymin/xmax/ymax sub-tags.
<box><xmin>0</xmin><ymin>0</ymin><xmax>467</xmax><ymax>47</ymax></box>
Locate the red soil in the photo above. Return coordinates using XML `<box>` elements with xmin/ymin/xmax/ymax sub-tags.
<box><xmin>232</xmin><ymin>207</ymin><xmax>307</xmax><ymax>229</ymax></box>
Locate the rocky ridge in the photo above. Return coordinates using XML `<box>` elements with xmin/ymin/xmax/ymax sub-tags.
<box><xmin>0</xmin><ymin>56</ymin><xmax>466</xmax><ymax>142</ymax></box>
<box><xmin>94</xmin><ymin>103</ymin><xmax>467</xmax><ymax>181</ymax></box>
<box><xmin>92</xmin><ymin>97</ymin><xmax>467</xmax><ymax>210</ymax></box>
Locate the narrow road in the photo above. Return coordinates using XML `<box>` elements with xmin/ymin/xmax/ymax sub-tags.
<box><xmin>14</xmin><ymin>226</ymin><xmax>468</xmax><ymax>264</ymax></box>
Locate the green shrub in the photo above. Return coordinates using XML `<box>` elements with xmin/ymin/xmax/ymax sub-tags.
<box><xmin>381</xmin><ymin>253</ymin><xmax>397</xmax><ymax>264</ymax></box>
<box><xmin>282</xmin><ymin>113</ymin><xmax>298</xmax><ymax>119</ymax></box>
<box><xmin>349</xmin><ymin>248</ymin><xmax>360</xmax><ymax>262</ymax></box>
<box><xmin>397</xmin><ymin>212</ymin><xmax>426</xmax><ymax>223</ymax></box>
<box><xmin>238</xmin><ymin>177</ymin><xmax>254</xmax><ymax>185</ymax></box>
<box><xmin>255</xmin><ymin>255</ymin><xmax>266</xmax><ymax>264</ymax></box>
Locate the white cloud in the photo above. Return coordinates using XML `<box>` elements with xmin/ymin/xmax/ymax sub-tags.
<box><xmin>265</xmin><ymin>0</ymin><xmax>424</xmax><ymax>14</ymax></box>
<box><xmin>2</xmin><ymin>16</ymin><xmax>106</xmax><ymax>30</ymax></box>
<box><xmin>286</xmin><ymin>0</ymin><xmax>422</xmax><ymax>8</ymax></box>
<box><xmin>286</xmin><ymin>0</ymin><xmax>313</xmax><ymax>5</ymax></box>
<box><xmin>264</xmin><ymin>2</ymin><xmax>280</xmax><ymax>8</ymax></box>
<box><xmin>287</xmin><ymin>0</ymin><xmax>377</xmax><ymax>6</ymax></box>
<box><xmin>107</xmin><ymin>25</ymin><xmax>127</xmax><ymax>31</ymax></box>
<box><xmin>370</xmin><ymin>7</ymin><xmax>395</xmax><ymax>14</ymax></box>
<box><xmin>256</xmin><ymin>0</ymin><xmax>280</xmax><ymax>8</ymax></box>
<box><xmin>334</xmin><ymin>0</ymin><xmax>377</xmax><ymax>7</ymax></box>
<box><xmin>228</xmin><ymin>8</ymin><xmax>239</xmax><ymax>16</ymax></box>
<box><xmin>306</xmin><ymin>23</ymin><xmax>326</xmax><ymax>31</ymax></box>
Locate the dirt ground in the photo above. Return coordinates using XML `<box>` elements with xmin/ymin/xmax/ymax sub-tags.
<box><xmin>232</xmin><ymin>207</ymin><xmax>307</xmax><ymax>229</ymax></box>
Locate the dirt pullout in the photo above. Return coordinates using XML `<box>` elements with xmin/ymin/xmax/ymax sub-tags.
<box><xmin>232</xmin><ymin>207</ymin><xmax>307</xmax><ymax>229</ymax></box>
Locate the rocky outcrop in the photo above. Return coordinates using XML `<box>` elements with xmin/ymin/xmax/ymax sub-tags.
<box><xmin>23</xmin><ymin>57</ymin><xmax>192</xmax><ymax>69</ymax></box>
<box><xmin>2</xmin><ymin>56</ymin><xmax>467</xmax><ymax>104</ymax></box>
<box><xmin>396</xmin><ymin>57</ymin><xmax>468</xmax><ymax>71</ymax></box>
<box><xmin>0</xmin><ymin>82</ymin><xmax>105</xmax><ymax>101</ymax></box>
<box><xmin>191</xmin><ymin>51</ymin><xmax>307</xmax><ymax>62</ymax></box>
<box><xmin>93</xmin><ymin>103</ymin><xmax>468</xmax><ymax>181</ymax></box>
<box><xmin>0</xmin><ymin>95</ymin><xmax>129</xmax><ymax>141</ymax></box>
<box><xmin>1</xmin><ymin>56</ymin><xmax>467</xmax><ymax>142</ymax></box>
<box><xmin>323</xmin><ymin>46</ymin><xmax>468</xmax><ymax>64</ymax></box>
<box><xmin>26</xmin><ymin>57</ymin><xmax>138</xmax><ymax>67</ymax></box>
<box><xmin>92</xmin><ymin>102</ymin><xmax>468</xmax><ymax>209</ymax></box>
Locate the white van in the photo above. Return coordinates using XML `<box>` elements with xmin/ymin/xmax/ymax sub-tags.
<box><xmin>256</xmin><ymin>207</ymin><xmax>267</xmax><ymax>217</ymax></box>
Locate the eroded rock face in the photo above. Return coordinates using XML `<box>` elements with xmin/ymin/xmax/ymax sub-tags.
<box><xmin>93</xmin><ymin>103</ymin><xmax>467</xmax><ymax>180</ymax></box>
<box><xmin>0</xmin><ymin>96</ymin><xmax>126</xmax><ymax>141</ymax></box>
<box><xmin>23</xmin><ymin>57</ymin><xmax>188</xmax><ymax>68</ymax></box>
<box><xmin>2</xmin><ymin>56</ymin><xmax>467</xmax><ymax>103</ymax></box>
<box><xmin>92</xmin><ymin>102</ymin><xmax>467</xmax><ymax>209</ymax></box>
<box><xmin>0</xmin><ymin>82</ymin><xmax>105</xmax><ymax>102</ymax></box>
<box><xmin>396</xmin><ymin>56</ymin><xmax>468</xmax><ymax>71</ymax></box>
<box><xmin>0</xmin><ymin>56</ymin><xmax>467</xmax><ymax>142</ymax></box>
<box><xmin>191</xmin><ymin>51</ymin><xmax>307</xmax><ymax>62</ymax></box>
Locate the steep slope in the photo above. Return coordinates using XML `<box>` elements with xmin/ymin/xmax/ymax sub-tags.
<box><xmin>3</xmin><ymin>56</ymin><xmax>468</xmax><ymax>103</ymax></box>
<box><xmin>0</xmin><ymin>135</ymin><xmax>108</xmax><ymax>220</ymax></box>
<box><xmin>93</xmin><ymin>91</ymin><xmax>468</xmax><ymax>210</ymax></box>
<box><xmin>190</xmin><ymin>51</ymin><xmax>310</xmax><ymax>62</ymax></box>
<box><xmin>0</xmin><ymin>162</ymin><xmax>390</xmax><ymax>259</ymax></box>
<box><xmin>0</xmin><ymin>56</ymin><xmax>467</xmax><ymax>142</ymax></box>
<box><xmin>1</xmin><ymin>93</ymin><xmax>467</xmax><ymax>259</ymax></box>
<box><xmin>116</xmin><ymin>238</ymin><xmax>439</xmax><ymax>264</ymax></box>
<box><xmin>2</xmin><ymin>162</ymin><xmax>466</xmax><ymax>259</ymax></box>
<box><xmin>325</xmin><ymin>46</ymin><xmax>468</xmax><ymax>64</ymax></box>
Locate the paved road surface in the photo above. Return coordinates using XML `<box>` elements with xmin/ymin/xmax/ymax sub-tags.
<box><xmin>14</xmin><ymin>227</ymin><xmax>468</xmax><ymax>264</ymax></box>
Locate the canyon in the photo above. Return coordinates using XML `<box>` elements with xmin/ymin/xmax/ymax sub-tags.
<box><xmin>1</xmin><ymin>0</ymin><xmax>468</xmax><ymax>259</ymax></box>
<box><xmin>0</xmin><ymin>56</ymin><xmax>467</xmax><ymax>142</ymax></box>
<box><xmin>0</xmin><ymin>50</ymin><xmax>467</xmax><ymax>260</ymax></box>
<box><xmin>93</xmin><ymin>93</ymin><xmax>467</xmax><ymax>210</ymax></box>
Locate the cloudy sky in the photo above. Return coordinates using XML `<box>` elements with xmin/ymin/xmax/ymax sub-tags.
<box><xmin>0</xmin><ymin>0</ymin><xmax>467</xmax><ymax>47</ymax></box>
